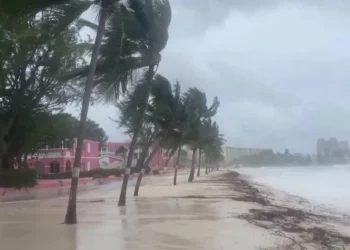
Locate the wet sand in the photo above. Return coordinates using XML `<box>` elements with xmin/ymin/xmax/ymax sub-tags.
<box><xmin>1</xmin><ymin>170</ymin><xmax>350</xmax><ymax>250</ymax></box>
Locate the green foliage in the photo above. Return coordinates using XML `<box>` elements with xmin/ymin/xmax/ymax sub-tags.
<box><xmin>85</xmin><ymin>119</ymin><xmax>109</xmax><ymax>149</ymax></box>
<box><xmin>0</xmin><ymin>1</ymin><xmax>91</xmax><ymax>169</ymax></box>
<box><xmin>0</xmin><ymin>0</ymin><xmax>80</xmax><ymax>17</ymax></box>
<box><xmin>0</xmin><ymin>168</ymin><xmax>37</xmax><ymax>189</ymax></box>
<box><xmin>182</xmin><ymin>88</ymin><xmax>220</xmax><ymax>151</ymax></box>
<box><xmin>63</xmin><ymin>0</ymin><xmax>172</xmax><ymax>102</ymax></box>
<box><xmin>116</xmin><ymin>71</ymin><xmax>151</xmax><ymax>134</ymax></box>
<box><xmin>6</xmin><ymin>112</ymin><xmax>107</xmax><ymax>159</ymax></box>
<box><xmin>44</xmin><ymin>113</ymin><xmax>108</xmax><ymax>148</ymax></box>
<box><xmin>116</xmin><ymin>72</ymin><xmax>226</xmax><ymax>171</ymax></box>
<box><xmin>202</xmin><ymin>121</ymin><xmax>225</xmax><ymax>165</ymax></box>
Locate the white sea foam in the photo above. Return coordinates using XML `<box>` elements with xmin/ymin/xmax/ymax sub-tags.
<box><xmin>235</xmin><ymin>165</ymin><xmax>350</xmax><ymax>212</ymax></box>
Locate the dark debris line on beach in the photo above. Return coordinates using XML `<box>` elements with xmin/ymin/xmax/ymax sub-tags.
<box><xmin>171</xmin><ymin>171</ymin><xmax>350</xmax><ymax>250</ymax></box>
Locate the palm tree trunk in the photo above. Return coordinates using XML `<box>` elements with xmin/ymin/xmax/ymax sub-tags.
<box><xmin>173</xmin><ymin>146</ymin><xmax>181</xmax><ymax>186</ymax></box>
<box><xmin>135</xmin><ymin>146</ymin><xmax>148</xmax><ymax>172</ymax></box>
<box><xmin>23</xmin><ymin>154</ymin><xmax>28</xmax><ymax>167</ymax></box>
<box><xmin>16</xmin><ymin>155</ymin><xmax>22</xmax><ymax>168</ymax></box>
<box><xmin>118</xmin><ymin>130</ymin><xmax>138</xmax><ymax>205</ymax></box>
<box><xmin>205</xmin><ymin>160</ymin><xmax>208</xmax><ymax>174</ymax></box>
<box><xmin>134</xmin><ymin>141</ymin><xmax>162</xmax><ymax>196</ymax></box>
<box><xmin>64</xmin><ymin>6</ymin><xmax>108</xmax><ymax>224</ymax></box>
<box><xmin>123</xmin><ymin>152</ymin><xmax>126</xmax><ymax>167</ymax></box>
<box><xmin>118</xmin><ymin>64</ymin><xmax>155</xmax><ymax>206</ymax></box>
<box><xmin>142</xmin><ymin>142</ymin><xmax>161</xmax><ymax>170</ymax></box>
<box><xmin>165</xmin><ymin>147</ymin><xmax>177</xmax><ymax>167</ymax></box>
<box><xmin>133</xmin><ymin>168</ymin><xmax>144</xmax><ymax>197</ymax></box>
<box><xmin>2</xmin><ymin>152</ymin><xmax>14</xmax><ymax>170</ymax></box>
<box><xmin>0</xmin><ymin>117</ymin><xmax>17</xmax><ymax>170</ymax></box>
<box><xmin>188</xmin><ymin>149</ymin><xmax>196</xmax><ymax>182</ymax></box>
<box><xmin>196</xmin><ymin>148</ymin><xmax>202</xmax><ymax>177</ymax></box>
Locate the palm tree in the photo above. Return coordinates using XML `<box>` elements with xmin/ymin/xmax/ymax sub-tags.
<box><xmin>117</xmin><ymin>1</ymin><xmax>171</xmax><ymax>206</ymax></box>
<box><xmin>133</xmin><ymin>77</ymin><xmax>188</xmax><ymax>195</ymax></box>
<box><xmin>116</xmin><ymin>101</ymin><xmax>155</xmax><ymax>196</ymax></box>
<box><xmin>64</xmin><ymin>0</ymin><xmax>171</xmax><ymax>218</ymax></box>
<box><xmin>183</xmin><ymin>89</ymin><xmax>220</xmax><ymax>182</ymax></box>
<box><xmin>116</xmin><ymin>74</ymin><xmax>175</xmax><ymax>196</ymax></box>
<box><xmin>196</xmin><ymin>119</ymin><xmax>222</xmax><ymax>176</ymax></box>
<box><xmin>114</xmin><ymin>73</ymin><xmax>172</xmax><ymax>199</ymax></box>
<box><xmin>203</xmin><ymin>122</ymin><xmax>225</xmax><ymax>173</ymax></box>
<box><xmin>65</xmin><ymin>0</ymin><xmax>121</xmax><ymax>225</ymax></box>
<box><xmin>196</xmin><ymin>121</ymin><xmax>208</xmax><ymax>177</ymax></box>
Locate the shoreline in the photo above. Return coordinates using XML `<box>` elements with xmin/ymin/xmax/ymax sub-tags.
<box><xmin>136</xmin><ymin>169</ymin><xmax>350</xmax><ymax>249</ymax></box>
<box><xmin>228</xmin><ymin>171</ymin><xmax>350</xmax><ymax>249</ymax></box>
<box><xmin>239</xmin><ymin>171</ymin><xmax>350</xmax><ymax>216</ymax></box>
<box><xmin>1</xmin><ymin>169</ymin><xmax>350</xmax><ymax>249</ymax></box>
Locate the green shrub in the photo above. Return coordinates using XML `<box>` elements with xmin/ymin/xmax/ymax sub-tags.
<box><xmin>0</xmin><ymin>168</ymin><xmax>37</xmax><ymax>189</ymax></box>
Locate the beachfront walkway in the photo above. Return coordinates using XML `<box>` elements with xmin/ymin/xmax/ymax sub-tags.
<box><xmin>1</xmin><ymin>170</ymin><xmax>350</xmax><ymax>250</ymax></box>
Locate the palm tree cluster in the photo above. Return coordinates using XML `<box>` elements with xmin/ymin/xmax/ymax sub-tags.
<box><xmin>1</xmin><ymin>0</ymin><xmax>225</xmax><ymax>224</ymax></box>
<box><xmin>116</xmin><ymin>75</ymin><xmax>225</xmax><ymax>197</ymax></box>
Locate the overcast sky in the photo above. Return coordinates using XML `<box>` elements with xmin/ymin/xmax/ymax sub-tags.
<box><xmin>68</xmin><ymin>0</ymin><xmax>350</xmax><ymax>154</ymax></box>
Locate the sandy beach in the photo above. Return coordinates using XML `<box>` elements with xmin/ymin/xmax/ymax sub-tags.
<box><xmin>1</xmin><ymin>169</ymin><xmax>350</xmax><ymax>250</ymax></box>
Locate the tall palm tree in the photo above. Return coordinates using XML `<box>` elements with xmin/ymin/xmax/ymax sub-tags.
<box><xmin>115</xmin><ymin>76</ymin><xmax>159</xmax><ymax>197</ymax></box>
<box><xmin>196</xmin><ymin>119</ymin><xmax>220</xmax><ymax>177</ymax></box>
<box><xmin>203</xmin><ymin>122</ymin><xmax>225</xmax><ymax>173</ymax></box>
<box><xmin>65</xmin><ymin>0</ymin><xmax>117</xmax><ymax>225</ymax></box>
<box><xmin>133</xmin><ymin>77</ymin><xmax>187</xmax><ymax>195</ymax></box>
<box><xmin>64</xmin><ymin>0</ymin><xmax>170</xmax><ymax>219</ymax></box>
<box><xmin>183</xmin><ymin>89</ymin><xmax>220</xmax><ymax>182</ymax></box>
<box><xmin>118</xmin><ymin>0</ymin><xmax>171</xmax><ymax>206</ymax></box>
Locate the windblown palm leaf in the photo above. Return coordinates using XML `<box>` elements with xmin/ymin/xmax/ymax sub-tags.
<box><xmin>62</xmin><ymin>0</ymin><xmax>171</xmax><ymax>102</ymax></box>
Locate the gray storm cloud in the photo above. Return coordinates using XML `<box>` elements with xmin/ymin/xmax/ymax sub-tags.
<box><xmin>83</xmin><ymin>0</ymin><xmax>350</xmax><ymax>154</ymax></box>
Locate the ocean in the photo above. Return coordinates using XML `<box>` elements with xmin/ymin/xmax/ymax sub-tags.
<box><xmin>235</xmin><ymin>165</ymin><xmax>350</xmax><ymax>212</ymax></box>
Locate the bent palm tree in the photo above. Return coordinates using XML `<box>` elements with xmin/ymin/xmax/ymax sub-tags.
<box><xmin>65</xmin><ymin>0</ymin><xmax>126</xmax><ymax>224</ymax></box>
<box><xmin>184</xmin><ymin>89</ymin><xmax>220</xmax><ymax>182</ymax></box>
<box><xmin>65</xmin><ymin>0</ymin><xmax>171</xmax><ymax>219</ymax></box>
<box><xmin>118</xmin><ymin>0</ymin><xmax>171</xmax><ymax>206</ymax></box>
<box><xmin>203</xmin><ymin>122</ymin><xmax>225</xmax><ymax>173</ymax></box>
<box><xmin>196</xmin><ymin>119</ymin><xmax>216</xmax><ymax>177</ymax></box>
<box><xmin>133</xmin><ymin>76</ymin><xmax>186</xmax><ymax>195</ymax></box>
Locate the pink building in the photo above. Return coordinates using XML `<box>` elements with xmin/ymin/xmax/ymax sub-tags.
<box><xmin>27</xmin><ymin>139</ymin><xmax>100</xmax><ymax>174</ymax></box>
<box><xmin>101</xmin><ymin>141</ymin><xmax>176</xmax><ymax>170</ymax></box>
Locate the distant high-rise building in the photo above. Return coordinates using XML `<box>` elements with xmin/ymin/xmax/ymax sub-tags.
<box><xmin>339</xmin><ymin>141</ymin><xmax>349</xmax><ymax>151</ymax></box>
<box><xmin>223</xmin><ymin>146</ymin><xmax>271</xmax><ymax>165</ymax></box>
<box><xmin>316</xmin><ymin>138</ymin><xmax>349</xmax><ymax>164</ymax></box>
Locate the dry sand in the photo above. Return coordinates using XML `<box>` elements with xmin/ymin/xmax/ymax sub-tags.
<box><xmin>0</xmin><ymin>169</ymin><xmax>350</xmax><ymax>250</ymax></box>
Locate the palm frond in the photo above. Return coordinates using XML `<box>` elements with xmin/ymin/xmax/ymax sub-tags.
<box><xmin>1</xmin><ymin>0</ymin><xmax>71</xmax><ymax>17</ymax></box>
<box><xmin>41</xmin><ymin>1</ymin><xmax>93</xmax><ymax>39</ymax></box>
<box><xmin>76</xmin><ymin>18</ymin><xmax>98</xmax><ymax>31</ymax></box>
